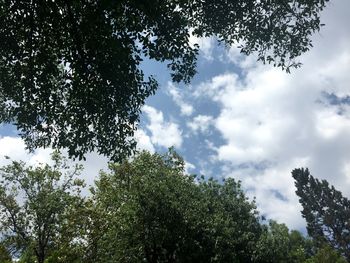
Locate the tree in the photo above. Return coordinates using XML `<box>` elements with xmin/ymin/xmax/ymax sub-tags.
<box><xmin>0</xmin><ymin>152</ymin><xmax>85</xmax><ymax>263</ymax></box>
<box><xmin>254</xmin><ymin>220</ymin><xmax>314</xmax><ymax>263</ymax></box>
<box><xmin>288</xmin><ymin>229</ymin><xmax>315</xmax><ymax>262</ymax></box>
<box><xmin>90</xmin><ymin>149</ymin><xmax>262</xmax><ymax>262</ymax></box>
<box><xmin>305</xmin><ymin>245</ymin><xmax>347</xmax><ymax>263</ymax></box>
<box><xmin>0</xmin><ymin>242</ymin><xmax>12</xmax><ymax>263</ymax></box>
<box><xmin>0</xmin><ymin>0</ymin><xmax>330</xmax><ymax>161</ymax></box>
<box><xmin>255</xmin><ymin>221</ymin><xmax>294</xmax><ymax>262</ymax></box>
<box><xmin>196</xmin><ymin>176</ymin><xmax>262</xmax><ymax>262</ymax></box>
<box><xmin>292</xmin><ymin>168</ymin><xmax>350</xmax><ymax>261</ymax></box>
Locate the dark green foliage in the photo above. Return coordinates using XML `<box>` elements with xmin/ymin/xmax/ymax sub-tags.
<box><xmin>305</xmin><ymin>245</ymin><xmax>347</xmax><ymax>263</ymax></box>
<box><xmin>288</xmin><ymin>230</ymin><xmax>315</xmax><ymax>262</ymax></box>
<box><xmin>0</xmin><ymin>0</ymin><xmax>329</xmax><ymax>161</ymax></box>
<box><xmin>91</xmin><ymin>150</ymin><xmax>262</xmax><ymax>262</ymax></box>
<box><xmin>254</xmin><ymin>220</ymin><xmax>315</xmax><ymax>263</ymax></box>
<box><xmin>2</xmin><ymin>151</ymin><xmax>349</xmax><ymax>262</ymax></box>
<box><xmin>292</xmin><ymin>168</ymin><xmax>350</xmax><ymax>261</ymax></box>
<box><xmin>0</xmin><ymin>242</ymin><xmax>11</xmax><ymax>263</ymax></box>
<box><xmin>0</xmin><ymin>152</ymin><xmax>85</xmax><ymax>263</ymax></box>
<box><xmin>196</xmin><ymin>177</ymin><xmax>262</xmax><ymax>262</ymax></box>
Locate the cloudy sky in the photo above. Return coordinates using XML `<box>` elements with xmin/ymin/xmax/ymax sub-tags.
<box><xmin>1</xmin><ymin>0</ymin><xmax>349</xmax><ymax>231</ymax></box>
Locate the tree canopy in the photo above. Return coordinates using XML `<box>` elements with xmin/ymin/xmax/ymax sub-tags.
<box><xmin>0</xmin><ymin>152</ymin><xmax>85</xmax><ymax>263</ymax></box>
<box><xmin>292</xmin><ymin>168</ymin><xmax>350</xmax><ymax>261</ymax></box>
<box><xmin>0</xmin><ymin>150</ymin><xmax>348</xmax><ymax>262</ymax></box>
<box><xmin>91</xmin><ymin>150</ymin><xmax>262</xmax><ymax>262</ymax></box>
<box><xmin>0</xmin><ymin>0</ymin><xmax>330</xmax><ymax>161</ymax></box>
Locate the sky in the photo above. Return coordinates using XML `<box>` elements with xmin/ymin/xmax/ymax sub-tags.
<box><xmin>0</xmin><ymin>0</ymin><xmax>350</xmax><ymax>232</ymax></box>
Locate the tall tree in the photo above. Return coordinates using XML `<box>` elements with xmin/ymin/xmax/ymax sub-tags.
<box><xmin>292</xmin><ymin>168</ymin><xmax>350</xmax><ymax>261</ymax></box>
<box><xmin>90</xmin><ymin>149</ymin><xmax>262</xmax><ymax>262</ymax></box>
<box><xmin>0</xmin><ymin>0</ymin><xmax>329</xmax><ymax>161</ymax></box>
<box><xmin>0</xmin><ymin>152</ymin><xmax>85</xmax><ymax>263</ymax></box>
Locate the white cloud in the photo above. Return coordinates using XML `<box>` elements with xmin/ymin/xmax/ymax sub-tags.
<box><xmin>189</xmin><ymin>33</ymin><xmax>215</xmax><ymax>61</ymax></box>
<box><xmin>0</xmin><ymin>136</ymin><xmax>52</xmax><ymax>166</ymax></box>
<box><xmin>142</xmin><ymin>105</ymin><xmax>183</xmax><ymax>148</ymax></box>
<box><xmin>193</xmin><ymin>0</ymin><xmax>350</xmax><ymax>230</ymax></box>
<box><xmin>0</xmin><ymin>136</ymin><xmax>108</xmax><ymax>191</ymax></box>
<box><xmin>184</xmin><ymin>161</ymin><xmax>196</xmax><ymax>174</ymax></box>
<box><xmin>225</xmin><ymin>43</ymin><xmax>258</xmax><ymax>70</ymax></box>
<box><xmin>188</xmin><ymin>115</ymin><xmax>214</xmax><ymax>134</ymax></box>
<box><xmin>194</xmin><ymin>73</ymin><xmax>240</xmax><ymax>100</ymax></box>
<box><xmin>167</xmin><ymin>82</ymin><xmax>194</xmax><ymax>116</ymax></box>
<box><xmin>0</xmin><ymin>114</ymin><xmax>173</xmax><ymax>192</ymax></box>
<box><xmin>224</xmin><ymin>157</ymin><xmax>309</xmax><ymax>229</ymax></box>
<box><xmin>134</xmin><ymin>129</ymin><xmax>155</xmax><ymax>153</ymax></box>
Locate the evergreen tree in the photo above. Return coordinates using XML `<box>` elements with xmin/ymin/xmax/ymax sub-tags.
<box><xmin>292</xmin><ymin>168</ymin><xmax>350</xmax><ymax>261</ymax></box>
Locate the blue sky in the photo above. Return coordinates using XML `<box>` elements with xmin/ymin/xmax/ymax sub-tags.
<box><xmin>1</xmin><ymin>0</ymin><xmax>349</xmax><ymax>232</ymax></box>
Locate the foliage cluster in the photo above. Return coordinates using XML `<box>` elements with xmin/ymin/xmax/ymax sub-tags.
<box><xmin>0</xmin><ymin>150</ymin><xmax>347</xmax><ymax>262</ymax></box>
<box><xmin>293</xmin><ymin>168</ymin><xmax>350</xmax><ymax>261</ymax></box>
<box><xmin>0</xmin><ymin>0</ymin><xmax>329</xmax><ymax>161</ymax></box>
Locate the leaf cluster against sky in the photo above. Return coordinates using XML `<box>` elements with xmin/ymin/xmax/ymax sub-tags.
<box><xmin>0</xmin><ymin>0</ymin><xmax>349</xmax><ymax>232</ymax></box>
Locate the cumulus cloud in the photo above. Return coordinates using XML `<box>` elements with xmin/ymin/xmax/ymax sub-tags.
<box><xmin>142</xmin><ymin>105</ymin><xmax>183</xmax><ymax>148</ymax></box>
<box><xmin>193</xmin><ymin>0</ymin><xmax>350</xmax><ymax>230</ymax></box>
<box><xmin>0</xmin><ymin>136</ymin><xmax>52</xmax><ymax>166</ymax></box>
<box><xmin>189</xmin><ymin>33</ymin><xmax>215</xmax><ymax>61</ymax></box>
<box><xmin>188</xmin><ymin>115</ymin><xmax>214</xmax><ymax>134</ymax></box>
<box><xmin>0</xmin><ymin>136</ymin><xmax>108</xmax><ymax>190</ymax></box>
<box><xmin>134</xmin><ymin>129</ymin><xmax>155</xmax><ymax>153</ymax></box>
<box><xmin>225</xmin><ymin>43</ymin><xmax>258</xmax><ymax>70</ymax></box>
<box><xmin>0</xmin><ymin>114</ymin><xmax>174</xmax><ymax>190</ymax></box>
<box><xmin>184</xmin><ymin>161</ymin><xmax>196</xmax><ymax>174</ymax></box>
<box><xmin>167</xmin><ymin>82</ymin><xmax>194</xmax><ymax>116</ymax></box>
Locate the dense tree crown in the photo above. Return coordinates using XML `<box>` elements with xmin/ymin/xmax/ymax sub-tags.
<box><xmin>0</xmin><ymin>150</ymin><xmax>348</xmax><ymax>262</ymax></box>
<box><xmin>292</xmin><ymin>168</ymin><xmax>350</xmax><ymax>261</ymax></box>
<box><xmin>0</xmin><ymin>0</ymin><xmax>329</xmax><ymax>161</ymax></box>
<box><xmin>0</xmin><ymin>152</ymin><xmax>84</xmax><ymax>263</ymax></box>
<box><xmin>91</xmin><ymin>150</ymin><xmax>262</xmax><ymax>262</ymax></box>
